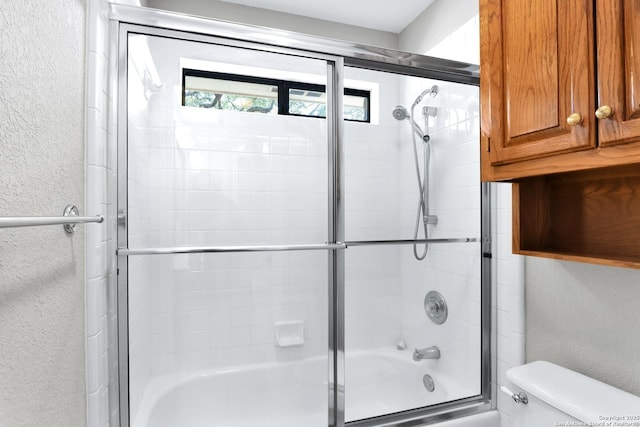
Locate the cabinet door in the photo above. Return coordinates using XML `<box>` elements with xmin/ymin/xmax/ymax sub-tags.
<box><xmin>596</xmin><ymin>0</ymin><xmax>640</xmax><ymax>147</ymax></box>
<box><xmin>481</xmin><ymin>0</ymin><xmax>596</xmax><ymax>166</ymax></box>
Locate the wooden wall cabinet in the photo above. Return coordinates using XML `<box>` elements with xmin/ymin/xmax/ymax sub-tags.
<box><xmin>480</xmin><ymin>0</ymin><xmax>640</xmax><ymax>267</ymax></box>
<box><xmin>481</xmin><ymin>0</ymin><xmax>596</xmax><ymax>171</ymax></box>
<box><xmin>481</xmin><ymin>0</ymin><xmax>640</xmax><ymax>180</ymax></box>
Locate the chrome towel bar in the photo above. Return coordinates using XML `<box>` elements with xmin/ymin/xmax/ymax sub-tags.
<box><xmin>345</xmin><ymin>238</ymin><xmax>478</xmax><ymax>246</ymax></box>
<box><xmin>0</xmin><ymin>205</ymin><xmax>104</xmax><ymax>234</ymax></box>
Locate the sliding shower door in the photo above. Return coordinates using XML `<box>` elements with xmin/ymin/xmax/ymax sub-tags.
<box><xmin>118</xmin><ymin>28</ymin><xmax>340</xmax><ymax>427</ymax></box>
<box><xmin>342</xmin><ymin>66</ymin><xmax>485</xmax><ymax>422</ymax></box>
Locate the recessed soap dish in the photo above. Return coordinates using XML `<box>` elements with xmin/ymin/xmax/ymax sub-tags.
<box><xmin>274</xmin><ymin>321</ymin><xmax>304</xmax><ymax>347</ymax></box>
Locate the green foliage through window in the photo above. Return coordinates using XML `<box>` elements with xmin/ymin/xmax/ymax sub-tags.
<box><xmin>184</xmin><ymin>91</ymin><xmax>278</xmax><ymax>113</ymax></box>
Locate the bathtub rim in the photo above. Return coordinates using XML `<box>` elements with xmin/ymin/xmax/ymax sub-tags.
<box><xmin>133</xmin><ymin>347</ymin><xmax>491</xmax><ymax>427</ymax></box>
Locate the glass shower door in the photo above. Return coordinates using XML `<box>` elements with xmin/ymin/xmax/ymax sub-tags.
<box><xmin>119</xmin><ymin>30</ymin><xmax>337</xmax><ymax>427</ymax></box>
<box><xmin>342</xmin><ymin>66</ymin><xmax>484</xmax><ymax>422</ymax></box>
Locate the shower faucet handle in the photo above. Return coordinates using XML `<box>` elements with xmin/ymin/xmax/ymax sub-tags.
<box><xmin>426</xmin><ymin>300</ymin><xmax>443</xmax><ymax>315</ymax></box>
<box><xmin>424</xmin><ymin>291</ymin><xmax>448</xmax><ymax>325</ymax></box>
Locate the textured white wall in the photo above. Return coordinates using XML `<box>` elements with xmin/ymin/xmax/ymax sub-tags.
<box><xmin>145</xmin><ymin>0</ymin><xmax>399</xmax><ymax>50</ymax></box>
<box><xmin>526</xmin><ymin>258</ymin><xmax>640</xmax><ymax>396</ymax></box>
<box><xmin>0</xmin><ymin>1</ymin><xmax>87</xmax><ymax>426</ymax></box>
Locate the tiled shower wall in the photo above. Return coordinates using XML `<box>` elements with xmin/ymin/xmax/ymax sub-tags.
<box><xmin>343</xmin><ymin>67</ymin><xmax>483</xmax><ymax>373</ymax></box>
<box><xmin>127</xmin><ymin>109</ymin><xmax>331</xmax><ymax>377</ymax></box>
<box><xmin>126</xmin><ymin>57</ymin><xmax>156</xmax><ymax>422</ymax></box>
<box><xmin>398</xmin><ymin>80</ymin><xmax>482</xmax><ymax>391</ymax></box>
<box><xmin>343</xmin><ymin>67</ymin><xmax>405</xmax><ymax>351</ymax></box>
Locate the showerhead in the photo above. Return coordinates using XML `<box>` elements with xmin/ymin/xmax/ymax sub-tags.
<box><xmin>392</xmin><ymin>105</ymin><xmax>409</xmax><ymax>121</ymax></box>
<box><xmin>394</xmin><ymin>104</ymin><xmax>429</xmax><ymax>142</ymax></box>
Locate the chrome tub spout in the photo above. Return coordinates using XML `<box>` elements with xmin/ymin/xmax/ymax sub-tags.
<box><xmin>413</xmin><ymin>346</ymin><xmax>440</xmax><ymax>361</ymax></box>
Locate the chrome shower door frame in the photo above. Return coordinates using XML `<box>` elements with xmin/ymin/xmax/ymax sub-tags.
<box><xmin>112</xmin><ymin>6</ymin><xmax>492</xmax><ymax>427</ymax></box>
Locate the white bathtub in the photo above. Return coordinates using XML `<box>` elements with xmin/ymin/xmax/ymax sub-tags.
<box><xmin>134</xmin><ymin>348</ymin><xmax>496</xmax><ymax>427</ymax></box>
<box><xmin>344</xmin><ymin>349</ymin><xmax>476</xmax><ymax>421</ymax></box>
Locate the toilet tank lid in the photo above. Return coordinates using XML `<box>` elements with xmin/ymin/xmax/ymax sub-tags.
<box><xmin>506</xmin><ymin>361</ymin><xmax>640</xmax><ymax>422</ymax></box>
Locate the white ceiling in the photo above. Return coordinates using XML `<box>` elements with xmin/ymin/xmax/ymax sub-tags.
<box><xmin>218</xmin><ymin>0</ymin><xmax>436</xmax><ymax>33</ymax></box>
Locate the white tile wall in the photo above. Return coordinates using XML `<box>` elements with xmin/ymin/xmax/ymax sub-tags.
<box><xmin>343</xmin><ymin>67</ymin><xmax>405</xmax><ymax>352</ymax></box>
<box><xmin>86</xmin><ymin>1</ymin><xmax>116</xmax><ymax>427</ymax></box>
<box><xmin>132</xmin><ymin>252</ymin><xmax>328</xmax><ymax>370</ymax></box>
<box><xmin>127</xmin><ymin>88</ymin><xmax>155</xmax><ymax>421</ymax></box>
<box><xmin>494</xmin><ymin>183</ymin><xmax>525</xmax><ymax>427</ymax></box>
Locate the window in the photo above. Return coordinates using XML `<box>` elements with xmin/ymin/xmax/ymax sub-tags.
<box><xmin>183</xmin><ymin>69</ymin><xmax>370</xmax><ymax>122</ymax></box>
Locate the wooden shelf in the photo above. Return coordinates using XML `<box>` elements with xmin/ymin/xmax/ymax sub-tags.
<box><xmin>517</xmin><ymin>250</ymin><xmax>640</xmax><ymax>269</ymax></box>
<box><xmin>513</xmin><ymin>164</ymin><xmax>640</xmax><ymax>268</ymax></box>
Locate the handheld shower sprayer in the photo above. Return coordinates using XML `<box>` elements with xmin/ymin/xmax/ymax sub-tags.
<box><xmin>392</xmin><ymin>85</ymin><xmax>440</xmax><ymax>260</ymax></box>
<box><xmin>412</xmin><ymin>85</ymin><xmax>439</xmax><ymax>107</ymax></box>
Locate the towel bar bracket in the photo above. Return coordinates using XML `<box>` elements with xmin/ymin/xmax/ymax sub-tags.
<box><xmin>63</xmin><ymin>205</ymin><xmax>80</xmax><ymax>233</ymax></box>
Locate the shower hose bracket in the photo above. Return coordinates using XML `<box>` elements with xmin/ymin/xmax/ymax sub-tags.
<box><xmin>424</xmin><ymin>215</ymin><xmax>438</xmax><ymax>225</ymax></box>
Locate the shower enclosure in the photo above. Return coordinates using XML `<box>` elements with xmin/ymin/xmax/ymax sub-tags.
<box><xmin>114</xmin><ymin>8</ymin><xmax>490</xmax><ymax>427</ymax></box>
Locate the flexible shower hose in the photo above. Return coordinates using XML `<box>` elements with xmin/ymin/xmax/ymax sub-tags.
<box><xmin>410</xmin><ymin>103</ymin><xmax>430</xmax><ymax>261</ymax></box>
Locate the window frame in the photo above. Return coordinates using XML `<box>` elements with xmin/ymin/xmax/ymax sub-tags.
<box><xmin>182</xmin><ymin>68</ymin><xmax>371</xmax><ymax>123</ymax></box>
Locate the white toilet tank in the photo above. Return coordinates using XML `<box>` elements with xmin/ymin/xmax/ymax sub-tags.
<box><xmin>505</xmin><ymin>361</ymin><xmax>640</xmax><ymax>427</ymax></box>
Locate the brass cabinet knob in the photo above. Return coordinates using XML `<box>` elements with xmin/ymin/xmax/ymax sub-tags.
<box><xmin>595</xmin><ymin>105</ymin><xmax>614</xmax><ymax>119</ymax></box>
<box><xmin>566</xmin><ymin>113</ymin><xmax>583</xmax><ymax>126</ymax></box>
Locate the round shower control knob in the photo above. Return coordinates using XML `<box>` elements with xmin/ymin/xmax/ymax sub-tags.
<box><xmin>424</xmin><ymin>291</ymin><xmax>448</xmax><ymax>325</ymax></box>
